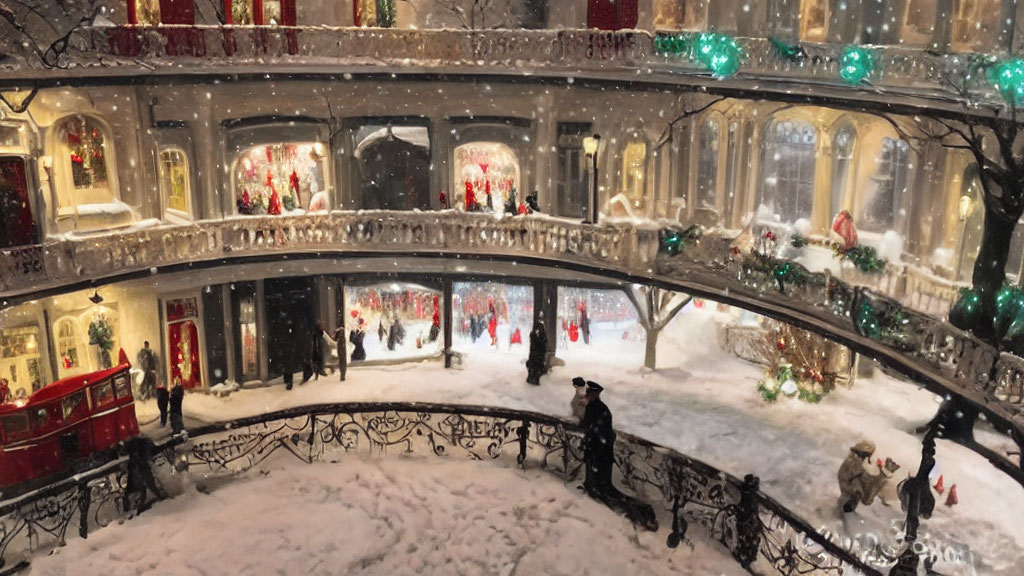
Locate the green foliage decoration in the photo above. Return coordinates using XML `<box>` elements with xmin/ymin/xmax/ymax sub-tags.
<box><xmin>839</xmin><ymin>45</ymin><xmax>875</xmax><ymax>84</ymax></box>
<box><xmin>658</xmin><ymin>225</ymin><xmax>702</xmax><ymax>256</ymax></box>
<box><xmin>655</xmin><ymin>32</ymin><xmax>742</xmax><ymax>78</ymax></box>
<box><xmin>987</xmin><ymin>58</ymin><xmax>1024</xmax><ymax>106</ymax></box>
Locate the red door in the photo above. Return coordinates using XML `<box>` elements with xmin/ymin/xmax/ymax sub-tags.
<box><xmin>0</xmin><ymin>157</ymin><xmax>36</xmax><ymax>249</ymax></box>
<box><xmin>587</xmin><ymin>0</ymin><xmax>637</xmax><ymax>30</ymax></box>
<box><xmin>166</xmin><ymin>297</ymin><xmax>203</xmax><ymax>390</ymax></box>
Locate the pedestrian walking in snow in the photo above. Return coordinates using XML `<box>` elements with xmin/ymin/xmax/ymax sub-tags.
<box><xmin>168</xmin><ymin>379</ymin><xmax>185</xmax><ymax>434</ymax></box>
<box><xmin>311</xmin><ymin>325</ymin><xmax>325</xmax><ymax>379</ymax></box>
<box><xmin>570</xmin><ymin>376</ymin><xmax>588</xmax><ymax>421</ymax></box>
<box><xmin>136</xmin><ymin>341</ymin><xmax>159</xmax><ymax>401</ymax></box>
<box><xmin>526</xmin><ymin>190</ymin><xmax>541</xmax><ymax>213</ymax></box>
<box><xmin>582</xmin><ymin>381</ymin><xmax>615</xmax><ymax>497</ymax></box>
<box><xmin>122</xmin><ymin>436</ymin><xmax>167</xmax><ymax>515</ymax></box>
<box><xmin>526</xmin><ymin>320</ymin><xmax>548</xmax><ymax>385</ymax></box>
<box><xmin>156</xmin><ymin>377</ymin><xmax>169</xmax><ymax>427</ymax></box>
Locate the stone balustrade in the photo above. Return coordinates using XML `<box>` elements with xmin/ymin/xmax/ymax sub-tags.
<box><xmin>1</xmin><ymin>211</ymin><xmax>1022</xmax><ymax>456</ymax></box>
<box><xmin>0</xmin><ymin>26</ymin><xmax>997</xmax><ymax>108</ymax></box>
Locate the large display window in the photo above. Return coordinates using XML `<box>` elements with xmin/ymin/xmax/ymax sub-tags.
<box><xmin>453</xmin><ymin>143</ymin><xmax>520</xmax><ymax>212</ymax></box>
<box><xmin>556</xmin><ymin>287</ymin><xmax>639</xmax><ymax>353</ymax></box>
<box><xmin>452</xmin><ymin>282</ymin><xmax>533</xmax><ymax>354</ymax></box>
<box><xmin>233</xmin><ymin>142</ymin><xmax>330</xmax><ymax>215</ymax></box>
<box><xmin>0</xmin><ymin>324</ymin><xmax>43</xmax><ymax>399</ymax></box>
<box><xmin>344</xmin><ymin>282</ymin><xmax>443</xmax><ymax>363</ymax></box>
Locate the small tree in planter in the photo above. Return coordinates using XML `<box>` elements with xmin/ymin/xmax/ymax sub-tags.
<box><xmin>757</xmin><ymin>320</ymin><xmax>851</xmax><ymax>403</ymax></box>
<box><xmin>88</xmin><ymin>316</ymin><xmax>114</xmax><ymax>369</ymax></box>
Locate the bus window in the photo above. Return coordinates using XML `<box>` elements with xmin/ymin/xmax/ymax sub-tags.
<box><xmin>32</xmin><ymin>407</ymin><xmax>48</xmax><ymax>428</ymax></box>
<box><xmin>91</xmin><ymin>381</ymin><xmax>115</xmax><ymax>409</ymax></box>
<box><xmin>113</xmin><ymin>373</ymin><xmax>131</xmax><ymax>399</ymax></box>
<box><xmin>0</xmin><ymin>413</ymin><xmax>29</xmax><ymax>442</ymax></box>
<box><xmin>62</xmin><ymin>391</ymin><xmax>86</xmax><ymax>420</ymax></box>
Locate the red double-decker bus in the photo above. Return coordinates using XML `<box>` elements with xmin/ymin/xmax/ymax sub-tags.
<box><xmin>0</xmin><ymin>350</ymin><xmax>140</xmax><ymax>492</ymax></box>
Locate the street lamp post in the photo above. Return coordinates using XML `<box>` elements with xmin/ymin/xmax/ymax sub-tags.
<box><xmin>583</xmin><ymin>134</ymin><xmax>601</xmax><ymax>224</ymax></box>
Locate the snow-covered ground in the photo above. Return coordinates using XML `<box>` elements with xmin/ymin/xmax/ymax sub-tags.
<box><xmin>133</xmin><ymin>305</ymin><xmax>1024</xmax><ymax>575</ymax></box>
<box><xmin>28</xmin><ymin>456</ymin><xmax>746</xmax><ymax>576</ymax></box>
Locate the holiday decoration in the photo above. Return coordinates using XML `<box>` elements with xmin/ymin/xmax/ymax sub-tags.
<box><xmin>658</xmin><ymin>225</ymin><xmax>701</xmax><ymax>256</ymax></box>
<box><xmin>267</xmin><ymin>187</ymin><xmax>282</xmax><ymax>215</ymax></box>
<box><xmin>376</xmin><ymin>0</ymin><xmax>395</xmax><ymax>28</ymax></box>
<box><xmin>655</xmin><ymin>32</ymin><xmax>742</xmax><ymax>78</ymax></box>
<box><xmin>987</xmin><ymin>58</ymin><xmax>1024</xmax><ymax>106</ymax></box>
<box><xmin>88</xmin><ymin>317</ymin><xmax>114</xmax><ymax>369</ymax></box>
<box><xmin>854</xmin><ymin>297</ymin><xmax>909</xmax><ymax>348</ymax></box>
<box><xmin>769</xmin><ymin>37</ymin><xmax>806</xmax><ymax>63</ymax></box>
<box><xmin>838</xmin><ymin>45</ymin><xmax>874</xmax><ymax>84</ymax></box>
<box><xmin>790</xmin><ymin>213</ymin><xmax>887</xmax><ymax>275</ymax></box>
<box><xmin>695</xmin><ymin>33</ymin><xmax>742</xmax><ymax>78</ymax></box>
<box><xmin>756</xmin><ymin>321</ymin><xmax>848</xmax><ymax>403</ymax></box>
<box><xmin>933</xmin><ymin>474</ymin><xmax>944</xmax><ymax>494</ymax></box>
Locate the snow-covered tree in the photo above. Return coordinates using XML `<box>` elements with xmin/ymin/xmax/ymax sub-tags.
<box><xmin>627</xmin><ymin>285</ymin><xmax>692</xmax><ymax>370</ymax></box>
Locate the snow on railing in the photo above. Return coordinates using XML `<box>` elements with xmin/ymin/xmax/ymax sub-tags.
<box><xmin>0</xmin><ymin>210</ymin><xmax>1022</xmax><ymax>444</ymax></box>
<box><xmin>182</xmin><ymin>402</ymin><xmax>883</xmax><ymax>575</ymax></box>
<box><xmin>0</xmin><ymin>26</ymin><xmax>987</xmax><ymax>104</ymax></box>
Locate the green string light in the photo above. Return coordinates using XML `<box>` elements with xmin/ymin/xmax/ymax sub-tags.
<box><xmin>988</xmin><ymin>59</ymin><xmax>1024</xmax><ymax>106</ymax></box>
<box><xmin>655</xmin><ymin>32</ymin><xmax>741</xmax><ymax>78</ymax></box>
<box><xmin>839</xmin><ymin>45</ymin><xmax>874</xmax><ymax>84</ymax></box>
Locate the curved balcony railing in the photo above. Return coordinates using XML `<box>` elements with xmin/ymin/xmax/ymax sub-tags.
<box><xmin>0</xmin><ymin>403</ymin><xmax>892</xmax><ymax>575</ymax></box>
<box><xmin>0</xmin><ymin>26</ymin><xmax>999</xmax><ymax>110</ymax></box>
<box><xmin>1</xmin><ymin>210</ymin><xmax>1022</xmax><ymax>462</ymax></box>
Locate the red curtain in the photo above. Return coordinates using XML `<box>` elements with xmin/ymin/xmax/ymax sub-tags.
<box><xmin>159</xmin><ymin>0</ymin><xmax>195</xmax><ymax>24</ymax></box>
<box><xmin>0</xmin><ymin>158</ymin><xmax>35</xmax><ymax>248</ymax></box>
<box><xmin>168</xmin><ymin>320</ymin><xmax>202</xmax><ymax>390</ymax></box>
<box><xmin>587</xmin><ymin>0</ymin><xmax>637</xmax><ymax>30</ymax></box>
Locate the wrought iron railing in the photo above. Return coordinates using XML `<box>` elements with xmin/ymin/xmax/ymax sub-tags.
<box><xmin>183</xmin><ymin>402</ymin><xmax>883</xmax><ymax>575</ymax></box>
<box><xmin>0</xmin><ymin>26</ymin><xmax>993</xmax><ymax>108</ymax></box>
<box><xmin>0</xmin><ymin>211</ymin><xmax>1022</xmax><ymax>477</ymax></box>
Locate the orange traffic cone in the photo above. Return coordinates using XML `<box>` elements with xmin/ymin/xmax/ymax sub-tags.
<box><xmin>945</xmin><ymin>484</ymin><xmax>958</xmax><ymax>507</ymax></box>
<box><xmin>933</xmin><ymin>474</ymin><xmax>944</xmax><ymax>494</ymax></box>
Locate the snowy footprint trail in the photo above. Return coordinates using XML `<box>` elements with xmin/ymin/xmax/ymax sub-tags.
<box><xmin>27</xmin><ymin>457</ymin><xmax>746</xmax><ymax>576</ymax></box>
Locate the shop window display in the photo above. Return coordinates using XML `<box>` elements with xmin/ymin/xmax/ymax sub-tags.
<box><xmin>57</xmin><ymin>115</ymin><xmax>111</xmax><ymax>201</ymax></box>
<box><xmin>232</xmin><ymin>283</ymin><xmax>259</xmax><ymax>383</ymax></box>
<box><xmin>452</xmin><ymin>282</ymin><xmax>533</xmax><ymax>353</ymax></box>
<box><xmin>653</xmin><ymin>0</ymin><xmax>705</xmax><ymax>30</ymax></box>
<box><xmin>233</xmin><ymin>142</ymin><xmax>329</xmax><ymax>215</ymax></box>
<box><xmin>344</xmin><ymin>283</ymin><xmax>443</xmax><ymax>362</ymax></box>
<box><xmin>56</xmin><ymin>318</ymin><xmax>80</xmax><ymax>376</ymax></box>
<box><xmin>453</xmin><ymin>143</ymin><xmax>520</xmax><ymax>213</ymax></box>
<box><xmin>0</xmin><ymin>324</ymin><xmax>43</xmax><ymax>398</ymax></box>
<box><xmin>557</xmin><ymin>287</ymin><xmax>640</xmax><ymax>352</ymax></box>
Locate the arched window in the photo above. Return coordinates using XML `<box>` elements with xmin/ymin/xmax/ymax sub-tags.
<box><xmin>159</xmin><ymin>147</ymin><xmax>192</xmax><ymax>220</ymax></box>
<box><xmin>358</xmin><ymin>126</ymin><xmax>432</xmax><ymax>211</ymax></box>
<box><xmin>831</xmin><ymin>125</ymin><xmax>856</xmax><ymax>217</ymax></box>
<box><xmin>759</xmin><ymin>119</ymin><xmax>817</xmax><ymax>224</ymax></box>
<box><xmin>952</xmin><ymin>0</ymin><xmax>1004</xmax><ymax>53</ymax></box>
<box><xmin>57</xmin><ymin>115</ymin><xmax>112</xmax><ymax>203</ymax></box>
<box><xmin>956</xmin><ymin>164</ymin><xmax>984</xmax><ymax>282</ymax></box>
<box><xmin>621</xmin><ymin>138</ymin><xmax>647</xmax><ymax>211</ymax></box>
<box><xmin>695</xmin><ymin>118</ymin><xmax>720</xmax><ymax>211</ymax></box>
<box><xmin>800</xmin><ymin>0</ymin><xmax>829</xmax><ymax>41</ymax></box>
<box><xmin>653</xmin><ymin>0</ymin><xmax>705</xmax><ymax>30</ymax></box>
<box><xmin>902</xmin><ymin>0</ymin><xmax>937</xmax><ymax>46</ymax></box>
<box><xmin>862</xmin><ymin>137</ymin><xmax>910</xmax><ymax>233</ymax></box>
<box><xmin>56</xmin><ymin>318</ymin><xmax>81</xmax><ymax>377</ymax></box>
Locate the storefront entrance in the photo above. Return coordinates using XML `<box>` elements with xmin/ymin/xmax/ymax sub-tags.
<box><xmin>0</xmin><ymin>157</ymin><xmax>36</xmax><ymax>248</ymax></box>
<box><xmin>266</xmin><ymin>278</ymin><xmax>315</xmax><ymax>380</ymax></box>
<box><xmin>164</xmin><ymin>296</ymin><xmax>203</xmax><ymax>390</ymax></box>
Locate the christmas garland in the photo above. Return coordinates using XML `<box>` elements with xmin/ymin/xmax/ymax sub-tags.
<box><xmin>790</xmin><ymin>233</ymin><xmax>887</xmax><ymax>274</ymax></box>
<box><xmin>654</xmin><ymin>32</ymin><xmax>742</xmax><ymax>78</ymax></box>
<box><xmin>658</xmin><ymin>225</ymin><xmax>702</xmax><ymax>256</ymax></box>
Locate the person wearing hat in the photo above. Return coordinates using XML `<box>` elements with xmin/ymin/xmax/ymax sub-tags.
<box><xmin>525</xmin><ymin>319</ymin><xmax>548</xmax><ymax>385</ymax></box>
<box><xmin>581</xmin><ymin>381</ymin><xmax>616</xmax><ymax>497</ymax></box>
<box><xmin>837</xmin><ymin>439</ymin><xmax>877</xmax><ymax>513</ymax></box>
<box><xmin>570</xmin><ymin>377</ymin><xmax>588</xmax><ymax>421</ymax></box>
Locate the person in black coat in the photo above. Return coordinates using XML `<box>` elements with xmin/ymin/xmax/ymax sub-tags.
<box><xmin>525</xmin><ymin>190</ymin><xmax>541</xmax><ymax>213</ymax></box>
<box><xmin>350</xmin><ymin>322</ymin><xmax>367</xmax><ymax>361</ymax></box>
<box><xmin>581</xmin><ymin>381</ymin><xmax>615</xmax><ymax>498</ymax></box>
<box><xmin>526</xmin><ymin>320</ymin><xmax>548</xmax><ymax>385</ymax></box>
<box><xmin>168</xmin><ymin>380</ymin><xmax>185</xmax><ymax>434</ymax></box>
<box><xmin>122</xmin><ymin>436</ymin><xmax>168</xmax><ymax>515</ymax></box>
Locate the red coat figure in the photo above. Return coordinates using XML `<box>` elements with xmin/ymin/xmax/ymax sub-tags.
<box><xmin>439</xmin><ymin>190</ymin><xmax>448</xmax><ymax>209</ymax></box>
<box><xmin>289</xmin><ymin>169</ymin><xmax>301</xmax><ymax>207</ymax></box>
<box><xmin>831</xmin><ymin>210</ymin><xmax>858</xmax><ymax>251</ymax></box>
<box><xmin>568</xmin><ymin>322</ymin><xmax>580</xmax><ymax>343</ymax></box>
<box><xmin>267</xmin><ymin>187</ymin><xmax>282</xmax><ymax>215</ymax></box>
<box><xmin>465</xmin><ymin>181</ymin><xmax>477</xmax><ymax>211</ymax></box>
<box><xmin>488</xmin><ymin>314</ymin><xmax>498</xmax><ymax>346</ymax></box>
<box><xmin>510</xmin><ymin>327</ymin><xmax>522</xmax><ymax>345</ymax></box>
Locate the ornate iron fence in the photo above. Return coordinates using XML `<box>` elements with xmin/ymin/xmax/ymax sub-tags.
<box><xmin>183</xmin><ymin>402</ymin><xmax>883</xmax><ymax>576</ymax></box>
